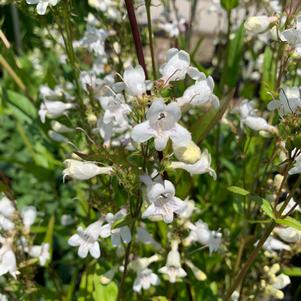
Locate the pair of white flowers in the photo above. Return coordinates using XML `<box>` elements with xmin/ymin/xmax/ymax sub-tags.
<box><xmin>68</xmin><ymin>209</ymin><xmax>131</xmax><ymax>259</ymax></box>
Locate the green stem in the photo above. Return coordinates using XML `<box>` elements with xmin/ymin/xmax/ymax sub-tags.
<box><xmin>224</xmin><ymin>222</ymin><xmax>276</xmax><ymax>301</ymax></box>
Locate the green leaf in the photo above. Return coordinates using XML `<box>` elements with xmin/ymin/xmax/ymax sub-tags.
<box><xmin>221</xmin><ymin>0</ymin><xmax>239</xmax><ymax>11</ymax></box>
<box><xmin>225</xmin><ymin>24</ymin><xmax>245</xmax><ymax>87</ymax></box>
<box><xmin>93</xmin><ymin>264</ymin><xmax>117</xmax><ymax>301</ymax></box>
<box><xmin>261</xmin><ymin>199</ymin><xmax>274</xmax><ymax>219</ymax></box>
<box><xmin>152</xmin><ymin>298</ymin><xmax>168</xmax><ymax>301</ymax></box>
<box><xmin>283</xmin><ymin>267</ymin><xmax>301</xmax><ymax>277</ymax></box>
<box><xmin>260</xmin><ymin>46</ymin><xmax>276</xmax><ymax>101</ymax></box>
<box><xmin>275</xmin><ymin>216</ymin><xmax>301</xmax><ymax>231</ymax></box>
<box><xmin>227</xmin><ymin>186</ymin><xmax>250</xmax><ymax>196</ymax></box>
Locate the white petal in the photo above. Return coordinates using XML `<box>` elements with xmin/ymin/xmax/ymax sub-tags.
<box><xmin>131</xmin><ymin>121</ymin><xmax>154</xmax><ymax>143</ymax></box>
<box><xmin>36</xmin><ymin>2</ymin><xmax>48</xmax><ymax>15</ymax></box>
<box><xmin>169</xmin><ymin>124</ymin><xmax>191</xmax><ymax>147</ymax></box>
<box><xmin>111</xmin><ymin>232</ymin><xmax>121</xmax><ymax>247</ymax></box>
<box><xmin>154</xmin><ymin>134</ymin><xmax>169</xmax><ymax>151</ymax></box>
<box><xmin>120</xmin><ymin>226</ymin><xmax>131</xmax><ymax>243</ymax></box>
<box><xmin>78</xmin><ymin>243</ymin><xmax>89</xmax><ymax>258</ymax></box>
<box><xmin>89</xmin><ymin>241</ymin><xmax>101</xmax><ymax>258</ymax></box>
<box><xmin>68</xmin><ymin>234</ymin><xmax>82</xmax><ymax>246</ymax></box>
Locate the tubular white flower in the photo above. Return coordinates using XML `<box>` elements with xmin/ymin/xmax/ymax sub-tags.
<box><xmin>26</xmin><ymin>0</ymin><xmax>59</xmax><ymax>15</ymax></box>
<box><xmin>0</xmin><ymin>237</ymin><xmax>19</xmax><ymax>279</ymax></box>
<box><xmin>38</xmin><ymin>100</ymin><xmax>74</xmax><ymax>123</ymax></box>
<box><xmin>268</xmin><ymin>88</ymin><xmax>301</xmax><ymax>116</ymax></box>
<box><xmin>158</xmin><ymin>241</ymin><xmax>186</xmax><ymax>283</ymax></box>
<box><xmin>239</xmin><ymin>100</ymin><xmax>276</xmax><ymax>133</ymax></box>
<box><xmin>21</xmin><ymin>206</ymin><xmax>37</xmax><ymax>231</ymax></box>
<box><xmin>177</xmin><ymin>73</ymin><xmax>219</xmax><ymax>108</ymax></box>
<box><xmin>63</xmin><ymin>159</ymin><xmax>113</xmax><ymax>181</ymax></box>
<box><xmin>29</xmin><ymin>243</ymin><xmax>50</xmax><ymax>266</ymax></box>
<box><xmin>274</xmin><ymin>227</ymin><xmax>301</xmax><ymax>243</ymax></box>
<box><xmin>133</xmin><ymin>268</ymin><xmax>160</xmax><ymax>293</ymax></box>
<box><xmin>160</xmin><ymin>48</ymin><xmax>193</xmax><ymax>84</ymax></box>
<box><xmin>262</xmin><ymin>236</ymin><xmax>291</xmax><ymax>252</ymax></box>
<box><xmin>170</xmin><ymin>149</ymin><xmax>216</xmax><ymax>178</ymax></box>
<box><xmin>68</xmin><ymin>220</ymin><xmax>109</xmax><ymax>259</ymax></box>
<box><xmin>131</xmin><ymin>99</ymin><xmax>191</xmax><ymax>151</ymax></box>
<box><xmin>105</xmin><ymin>209</ymin><xmax>131</xmax><ymax>247</ymax></box>
<box><xmin>142</xmin><ymin>180</ymin><xmax>186</xmax><ymax>223</ymax></box>
<box><xmin>281</xmin><ymin>16</ymin><xmax>301</xmax><ymax>54</ymax></box>
<box><xmin>244</xmin><ymin>16</ymin><xmax>276</xmax><ymax>34</ymax></box>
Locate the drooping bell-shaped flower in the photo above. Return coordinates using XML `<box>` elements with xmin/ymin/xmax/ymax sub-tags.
<box><xmin>177</xmin><ymin>73</ymin><xmax>219</xmax><ymax>108</ymax></box>
<box><xmin>159</xmin><ymin>241</ymin><xmax>186</xmax><ymax>283</ymax></box>
<box><xmin>170</xmin><ymin>148</ymin><xmax>216</xmax><ymax>178</ymax></box>
<box><xmin>239</xmin><ymin>100</ymin><xmax>276</xmax><ymax>133</ymax></box>
<box><xmin>132</xmin><ymin>99</ymin><xmax>191</xmax><ymax>151</ymax></box>
<box><xmin>68</xmin><ymin>219</ymin><xmax>110</xmax><ymax>259</ymax></box>
<box><xmin>39</xmin><ymin>100</ymin><xmax>75</xmax><ymax>123</ymax></box>
<box><xmin>281</xmin><ymin>16</ymin><xmax>301</xmax><ymax>55</ymax></box>
<box><xmin>262</xmin><ymin>236</ymin><xmax>291</xmax><ymax>252</ymax></box>
<box><xmin>63</xmin><ymin>159</ymin><xmax>113</xmax><ymax>181</ymax></box>
<box><xmin>268</xmin><ymin>88</ymin><xmax>301</xmax><ymax>116</ymax></box>
<box><xmin>142</xmin><ymin>180</ymin><xmax>186</xmax><ymax>223</ymax></box>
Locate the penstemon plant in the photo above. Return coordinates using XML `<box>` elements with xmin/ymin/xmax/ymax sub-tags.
<box><xmin>1</xmin><ymin>0</ymin><xmax>301</xmax><ymax>300</ymax></box>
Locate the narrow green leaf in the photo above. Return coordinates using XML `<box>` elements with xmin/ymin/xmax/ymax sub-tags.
<box><xmin>261</xmin><ymin>199</ymin><xmax>274</xmax><ymax>219</ymax></box>
<box><xmin>227</xmin><ymin>186</ymin><xmax>250</xmax><ymax>196</ymax></box>
<box><xmin>283</xmin><ymin>267</ymin><xmax>301</xmax><ymax>277</ymax></box>
<box><xmin>221</xmin><ymin>0</ymin><xmax>239</xmax><ymax>11</ymax></box>
<box><xmin>275</xmin><ymin>216</ymin><xmax>301</xmax><ymax>231</ymax></box>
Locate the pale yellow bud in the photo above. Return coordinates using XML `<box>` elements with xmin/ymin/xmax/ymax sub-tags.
<box><xmin>173</xmin><ymin>141</ymin><xmax>201</xmax><ymax>164</ymax></box>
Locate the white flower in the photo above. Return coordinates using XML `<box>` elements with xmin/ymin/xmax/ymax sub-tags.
<box><xmin>173</xmin><ymin>141</ymin><xmax>201</xmax><ymax>164</ymax></box>
<box><xmin>26</xmin><ymin>0</ymin><xmax>59</xmax><ymax>15</ymax></box>
<box><xmin>88</xmin><ymin>0</ymin><xmax>120</xmax><ymax>19</ymax></box>
<box><xmin>114</xmin><ymin>65</ymin><xmax>152</xmax><ymax>97</ymax></box>
<box><xmin>239</xmin><ymin>100</ymin><xmax>276</xmax><ymax>133</ymax></box>
<box><xmin>68</xmin><ymin>220</ymin><xmax>110</xmax><ymax>258</ymax></box>
<box><xmin>263</xmin><ymin>236</ymin><xmax>290</xmax><ymax>252</ymax></box>
<box><xmin>276</xmin><ymin>198</ymin><xmax>301</xmax><ymax>215</ymax></box>
<box><xmin>274</xmin><ymin>227</ymin><xmax>301</xmax><ymax>243</ymax></box>
<box><xmin>51</xmin><ymin>121</ymin><xmax>73</xmax><ymax>133</ymax></box>
<box><xmin>133</xmin><ymin>268</ymin><xmax>160</xmax><ymax>293</ymax></box>
<box><xmin>0</xmin><ymin>216</ymin><xmax>15</xmax><ymax>231</ymax></box>
<box><xmin>63</xmin><ymin>159</ymin><xmax>113</xmax><ymax>181</ymax></box>
<box><xmin>170</xmin><ymin>149</ymin><xmax>216</xmax><ymax>178</ymax></box>
<box><xmin>131</xmin><ymin>99</ymin><xmax>191</xmax><ymax>151</ymax></box>
<box><xmin>244</xmin><ymin>16</ymin><xmax>276</xmax><ymax>34</ymax></box>
<box><xmin>78</xmin><ymin>25</ymin><xmax>108</xmax><ymax>56</ymax></box>
<box><xmin>0</xmin><ymin>293</ymin><xmax>8</xmax><ymax>301</ymax></box>
<box><xmin>80</xmin><ymin>71</ymin><xmax>103</xmax><ymax>92</ymax></box>
<box><xmin>137</xmin><ymin>226</ymin><xmax>161</xmax><ymax>250</ymax></box>
<box><xmin>159</xmin><ymin>241</ymin><xmax>186</xmax><ymax>283</ymax></box>
<box><xmin>288</xmin><ymin>154</ymin><xmax>301</xmax><ymax>175</ymax></box>
<box><xmin>105</xmin><ymin>209</ymin><xmax>131</xmax><ymax>247</ymax></box>
<box><xmin>281</xmin><ymin>16</ymin><xmax>301</xmax><ymax>54</ymax></box>
<box><xmin>268</xmin><ymin>88</ymin><xmax>301</xmax><ymax>116</ymax></box>
<box><xmin>178</xmin><ymin>199</ymin><xmax>196</xmax><ymax>220</ymax></box>
<box><xmin>142</xmin><ymin>180</ymin><xmax>186</xmax><ymax>223</ymax></box>
<box><xmin>100</xmin><ymin>266</ymin><xmax>118</xmax><ymax>285</ymax></box>
<box><xmin>21</xmin><ymin>206</ymin><xmax>37</xmax><ymax>231</ymax></box>
<box><xmin>99</xmin><ymin>94</ymin><xmax>131</xmax><ymax>128</ymax></box>
<box><xmin>186</xmin><ymin>220</ymin><xmax>222</xmax><ymax>253</ymax></box>
<box><xmin>184</xmin><ymin>260</ymin><xmax>207</xmax><ymax>281</ymax></box>
<box><xmin>38</xmin><ymin>100</ymin><xmax>74</xmax><ymax>123</ymax></box>
<box><xmin>0</xmin><ymin>237</ymin><xmax>19</xmax><ymax>279</ymax></box>
<box><xmin>0</xmin><ymin>196</ymin><xmax>15</xmax><ymax>218</ymax></box>
<box><xmin>160</xmin><ymin>48</ymin><xmax>191</xmax><ymax>84</ymax></box>
<box><xmin>177</xmin><ymin>73</ymin><xmax>219</xmax><ymax>108</ymax></box>
<box><xmin>29</xmin><ymin>243</ymin><xmax>50</xmax><ymax>266</ymax></box>
<box><xmin>130</xmin><ymin>255</ymin><xmax>161</xmax><ymax>293</ymax></box>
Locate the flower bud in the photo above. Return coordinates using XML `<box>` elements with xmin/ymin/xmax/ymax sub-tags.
<box><xmin>63</xmin><ymin>159</ymin><xmax>113</xmax><ymax>181</ymax></box>
<box><xmin>245</xmin><ymin>16</ymin><xmax>277</xmax><ymax>34</ymax></box>
<box><xmin>173</xmin><ymin>141</ymin><xmax>201</xmax><ymax>164</ymax></box>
